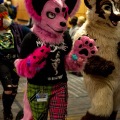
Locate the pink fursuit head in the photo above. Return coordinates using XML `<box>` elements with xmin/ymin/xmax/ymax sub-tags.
<box><xmin>25</xmin><ymin>0</ymin><xmax>80</xmax><ymax>44</ymax></box>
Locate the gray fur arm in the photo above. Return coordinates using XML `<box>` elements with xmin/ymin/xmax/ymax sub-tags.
<box><xmin>84</xmin><ymin>55</ymin><xmax>115</xmax><ymax>77</ymax></box>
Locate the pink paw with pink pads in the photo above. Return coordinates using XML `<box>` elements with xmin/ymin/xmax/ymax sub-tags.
<box><xmin>72</xmin><ymin>35</ymin><xmax>98</xmax><ymax>60</ymax></box>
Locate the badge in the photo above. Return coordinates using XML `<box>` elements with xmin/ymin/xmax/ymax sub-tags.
<box><xmin>36</xmin><ymin>93</ymin><xmax>48</xmax><ymax>102</ymax></box>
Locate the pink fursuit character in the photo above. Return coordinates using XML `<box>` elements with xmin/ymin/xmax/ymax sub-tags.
<box><xmin>14</xmin><ymin>0</ymin><xmax>98</xmax><ymax>120</ymax></box>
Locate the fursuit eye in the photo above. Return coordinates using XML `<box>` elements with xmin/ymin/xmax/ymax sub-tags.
<box><xmin>103</xmin><ymin>5</ymin><xmax>111</xmax><ymax>11</ymax></box>
<box><xmin>47</xmin><ymin>12</ymin><xmax>56</xmax><ymax>19</ymax></box>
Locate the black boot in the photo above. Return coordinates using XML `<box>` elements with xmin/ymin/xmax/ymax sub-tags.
<box><xmin>16</xmin><ymin>109</ymin><xmax>23</xmax><ymax>120</ymax></box>
<box><xmin>2</xmin><ymin>93</ymin><xmax>14</xmax><ymax>120</ymax></box>
<box><xmin>3</xmin><ymin>111</ymin><xmax>13</xmax><ymax>120</ymax></box>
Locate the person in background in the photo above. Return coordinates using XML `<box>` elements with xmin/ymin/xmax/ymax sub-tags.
<box><xmin>69</xmin><ymin>16</ymin><xmax>79</xmax><ymax>40</ymax></box>
<box><xmin>0</xmin><ymin>0</ymin><xmax>3</xmax><ymax>3</ymax></box>
<box><xmin>26</xmin><ymin>18</ymin><xmax>33</xmax><ymax>28</ymax></box>
<box><xmin>4</xmin><ymin>0</ymin><xmax>18</xmax><ymax>20</ymax></box>
<box><xmin>0</xmin><ymin>4</ymin><xmax>30</xmax><ymax>120</ymax></box>
<box><xmin>77</xmin><ymin>16</ymin><xmax>86</xmax><ymax>27</ymax></box>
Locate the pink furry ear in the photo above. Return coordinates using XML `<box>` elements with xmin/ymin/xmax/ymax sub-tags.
<box><xmin>65</xmin><ymin>0</ymin><xmax>81</xmax><ymax>17</ymax></box>
<box><xmin>24</xmin><ymin>0</ymin><xmax>48</xmax><ymax>21</ymax></box>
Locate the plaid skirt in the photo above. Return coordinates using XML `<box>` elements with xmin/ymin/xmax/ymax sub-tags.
<box><xmin>27</xmin><ymin>82</ymin><xmax>68</xmax><ymax>120</ymax></box>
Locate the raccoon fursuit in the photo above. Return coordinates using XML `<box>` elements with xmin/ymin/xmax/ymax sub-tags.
<box><xmin>74</xmin><ymin>0</ymin><xmax>120</xmax><ymax>120</ymax></box>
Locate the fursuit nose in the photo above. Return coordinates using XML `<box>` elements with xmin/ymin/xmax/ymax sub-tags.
<box><xmin>117</xmin><ymin>14</ymin><xmax>120</xmax><ymax>21</ymax></box>
<box><xmin>112</xmin><ymin>13</ymin><xmax>120</xmax><ymax>21</ymax></box>
<box><xmin>60</xmin><ymin>22</ymin><xmax>66</xmax><ymax>27</ymax></box>
<box><xmin>110</xmin><ymin>13</ymin><xmax>120</xmax><ymax>26</ymax></box>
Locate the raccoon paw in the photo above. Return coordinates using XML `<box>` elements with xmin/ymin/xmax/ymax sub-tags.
<box><xmin>84</xmin><ymin>55</ymin><xmax>115</xmax><ymax>77</ymax></box>
<box><xmin>73</xmin><ymin>35</ymin><xmax>98</xmax><ymax>60</ymax></box>
<box><xmin>102</xmin><ymin>61</ymin><xmax>115</xmax><ymax>77</ymax></box>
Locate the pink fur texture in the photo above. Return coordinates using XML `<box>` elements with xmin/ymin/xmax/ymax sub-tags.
<box><xmin>14</xmin><ymin>45</ymin><xmax>50</xmax><ymax>78</ymax></box>
<box><xmin>66</xmin><ymin>36</ymin><xmax>98</xmax><ymax>71</ymax></box>
<box><xmin>65</xmin><ymin>54</ymin><xmax>85</xmax><ymax>72</ymax></box>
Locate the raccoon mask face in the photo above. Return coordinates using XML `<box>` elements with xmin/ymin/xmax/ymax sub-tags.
<box><xmin>84</xmin><ymin>0</ymin><xmax>120</xmax><ymax>27</ymax></box>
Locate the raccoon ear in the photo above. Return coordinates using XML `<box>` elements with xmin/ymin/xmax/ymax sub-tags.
<box><xmin>65</xmin><ymin>0</ymin><xmax>81</xmax><ymax>17</ymax></box>
<box><xmin>84</xmin><ymin>0</ymin><xmax>94</xmax><ymax>9</ymax></box>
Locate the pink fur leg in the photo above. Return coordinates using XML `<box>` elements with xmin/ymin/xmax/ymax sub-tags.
<box><xmin>21</xmin><ymin>89</ymin><xmax>33</xmax><ymax>120</ymax></box>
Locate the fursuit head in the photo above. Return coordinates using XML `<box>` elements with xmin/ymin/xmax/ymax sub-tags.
<box><xmin>74</xmin><ymin>0</ymin><xmax>120</xmax><ymax>120</ymax></box>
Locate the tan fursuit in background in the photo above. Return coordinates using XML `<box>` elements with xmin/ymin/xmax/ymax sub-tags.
<box><xmin>74</xmin><ymin>0</ymin><xmax>120</xmax><ymax>120</ymax></box>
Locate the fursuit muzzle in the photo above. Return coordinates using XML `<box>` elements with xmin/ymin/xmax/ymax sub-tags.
<box><xmin>85</xmin><ymin>0</ymin><xmax>120</xmax><ymax>27</ymax></box>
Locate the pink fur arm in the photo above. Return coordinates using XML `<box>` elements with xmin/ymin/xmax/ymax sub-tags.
<box><xmin>65</xmin><ymin>35</ymin><xmax>98</xmax><ymax>72</ymax></box>
<box><xmin>14</xmin><ymin>45</ymin><xmax>50</xmax><ymax>78</ymax></box>
<box><xmin>65</xmin><ymin>53</ymin><xmax>85</xmax><ymax>72</ymax></box>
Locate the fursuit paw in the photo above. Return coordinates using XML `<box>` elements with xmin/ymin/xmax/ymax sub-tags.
<box><xmin>84</xmin><ymin>55</ymin><xmax>115</xmax><ymax>77</ymax></box>
<box><xmin>72</xmin><ymin>35</ymin><xmax>98</xmax><ymax>61</ymax></box>
<box><xmin>102</xmin><ymin>61</ymin><xmax>115</xmax><ymax>77</ymax></box>
<box><xmin>27</xmin><ymin>44</ymin><xmax>50</xmax><ymax>71</ymax></box>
